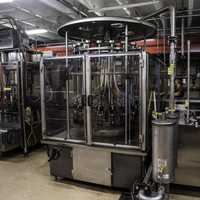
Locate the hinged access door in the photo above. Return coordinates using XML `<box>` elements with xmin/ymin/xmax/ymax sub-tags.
<box><xmin>41</xmin><ymin>55</ymin><xmax>86</xmax><ymax>143</ymax></box>
<box><xmin>85</xmin><ymin>52</ymin><xmax>148</xmax><ymax>150</ymax></box>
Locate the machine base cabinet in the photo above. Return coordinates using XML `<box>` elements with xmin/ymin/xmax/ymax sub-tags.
<box><xmin>112</xmin><ymin>153</ymin><xmax>142</xmax><ymax>188</ymax></box>
<box><xmin>49</xmin><ymin>146</ymin><xmax>73</xmax><ymax>179</ymax></box>
<box><xmin>47</xmin><ymin>145</ymin><xmax>144</xmax><ymax>189</ymax></box>
<box><xmin>0</xmin><ymin>128</ymin><xmax>21</xmax><ymax>153</ymax></box>
<box><xmin>72</xmin><ymin>147</ymin><xmax>112</xmax><ymax>186</ymax></box>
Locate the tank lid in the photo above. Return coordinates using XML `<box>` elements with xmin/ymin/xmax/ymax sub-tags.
<box><xmin>152</xmin><ymin>119</ymin><xmax>176</xmax><ymax>126</ymax></box>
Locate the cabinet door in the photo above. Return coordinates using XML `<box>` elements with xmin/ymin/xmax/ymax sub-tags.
<box><xmin>85</xmin><ymin>53</ymin><xmax>145</xmax><ymax>148</ymax></box>
<box><xmin>72</xmin><ymin>147</ymin><xmax>111</xmax><ymax>186</ymax></box>
<box><xmin>42</xmin><ymin>56</ymin><xmax>86</xmax><ymax>143</ymax></box>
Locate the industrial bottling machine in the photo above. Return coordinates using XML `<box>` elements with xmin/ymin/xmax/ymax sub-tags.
<box><xmin>0</xmin><ymin>16</ymin><xmax>41</xmax><ymax>155</ymax></box>
<box><xmin>41</xmin><ymin>6</ymin><xmax>178</xmax><ymax>199</ymax></box>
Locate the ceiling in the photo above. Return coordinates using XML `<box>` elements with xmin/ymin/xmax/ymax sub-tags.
<box><xmin>0</xmin><ymin>0</ymin><xmax>199</xmax><ymax>43</ymax></box>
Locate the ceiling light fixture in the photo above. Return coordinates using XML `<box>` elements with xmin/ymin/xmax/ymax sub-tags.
<box><xmin>0</xmin><ymin>0</ymin><xmax>14</xmax><ymax>3</ymax></box>
<box><xmin>26</xmin><ymin>29</ymin><xmax>48</xmax><ymax>35</ymax></box>
<box><xmin>89</xmin><ymin>1</ymin><xmax>160</xmax><ymax>13</ymax></box>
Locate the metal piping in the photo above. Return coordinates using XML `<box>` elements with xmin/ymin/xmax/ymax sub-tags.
<box><xmin>65</xmin><ymin>31</ymin><xmax>70</xmax><ymax>139</ymax></box>
<box><xmin>181</xmin><ymin>18</ymin><xmax>184</xmax><ymax>56</ymax></box>
<box><xmin>40</xmin><ymin>57</ymin><xmax>46</xmax><ymax>138</ymax></box>
<box><xmin>38</xmin><ymin>0</ymin><xmax>77</xmax><ymax>18</ymax></box>
<box><xmin>169</xmin><ymin>6</ymin><xmax>176</xmax><ymax>111</ymax></box>
<box><xmin>12</xmin><ymin>3</ymin><xmax>57</xmax><ymax>25</ymax></box>
<box><xmin>88</xmin><ymin>1</ymin><xmax>160</xmax><ymax>13</ymax></box>
<box><xmin>115</xmin><ymin>0</ymin><xmax>131</xmax><ymax>16</ymax></box>
<box><xmin>78</xmin><ymin>0</ymin><xmax>103</xmax><ymax>16</ymax></box>
<box><xmin>86</xmin><ymin>55</ymin><xmax>92</xmax><ymax>145</ymax></box>
<box><xmin>187</xmin><ymin>40</ymin><xmax>191</xmax><ymax>123</ymax></box>
<box><xmin>187</xmin><ymin>0</ymin><xmax>194</xmax><ymax>27</ymax></box>
<box><xmin>147</xmin><ymin>13</ymin><xmax>200</xmax><ymax>21</ymax></box>
<box><xmin>145</xmin><ymin>6</ymin><xmax>176</xmax><ymax>112</ymax></box>
<box><xmin>143</xmin><ymin>6</ymin><xmax>176</xmax><ymax>111</ymax></box>
<box><xmin>125</xmin><ymin>24</ymin><xmax>128</xmax><ymax>144</ymax></box>
<box><xmin>142</xmin><ymin>6</ymin><xmax>171</xmax><ymax>21</ymax></box>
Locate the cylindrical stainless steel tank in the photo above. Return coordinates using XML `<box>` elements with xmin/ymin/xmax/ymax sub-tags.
<box><xmin>152</xmin><ymin>119</ymin><xmax>177</xmax><ymax>184</ymax></box>
<box><xmin>166</xmin><ymin>112</ymin><xmax>178</xmax><ymax>167</ymax></box>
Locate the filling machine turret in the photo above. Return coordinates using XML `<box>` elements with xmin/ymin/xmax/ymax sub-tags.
<box><xmin>40</xmin><ymin>11</ymin><xmax>177</xmax><ymax>199</ymax></box>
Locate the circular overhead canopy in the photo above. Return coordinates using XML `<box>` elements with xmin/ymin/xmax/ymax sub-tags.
<box><xmin>58</xmin><ymin>17</ymin><xmax>156</xmax><ymax>41</ymax></box>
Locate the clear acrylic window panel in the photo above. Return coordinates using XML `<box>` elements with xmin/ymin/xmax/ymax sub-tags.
<box><xmin>44</xmin><ymin>59</ymin><xmax>67</xmax><ymax>138</ymax></box>
<box><xmin>67</xmin><ymin>57</ymin><xmax>85</xmax><ymax>141</ymax></box>
<box><xmin>43</xmin><ymin>57</ymin><xmax>85</xmax><ymax>141</ymax></box>
<box><xmin>89</xmin><ymin>54</ymin><xmax>140</xmax><ymax>146</ymax></box>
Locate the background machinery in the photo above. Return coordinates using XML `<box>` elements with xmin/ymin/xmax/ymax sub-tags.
<box><xmin>0</xmin><ymin>16</ymin><xmax>41</xmax><ymax>155</ymax></box>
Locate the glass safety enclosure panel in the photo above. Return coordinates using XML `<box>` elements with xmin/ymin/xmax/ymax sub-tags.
<box><xmin>86</xmin><ymin>52</ymin><xmax>147</xmax><ymax>149</ymax></box>
<box><xmin>0</xmin><ymin>63</ymin><xmax>21</xmax><ymax>130</ymax></box>
<box><xmin>66</xmin><ymin>56</ymin><xmax>85</xmax><ymax>142</ymax></box>
<box><xmin>41</xmin><ymin>58</ymin><xmax>67</xmax><ymax>140</ymax></box>
<box><xmin>41</xmin><ymin>56</ymin><xmax>85</xmax><ymax>142</ymax></box>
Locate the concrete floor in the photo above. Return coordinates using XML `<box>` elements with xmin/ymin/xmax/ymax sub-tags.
<box><xmin>0</xmin><ymin>148</ymin><xmax>199</xmax><ymax>200</ymax></box>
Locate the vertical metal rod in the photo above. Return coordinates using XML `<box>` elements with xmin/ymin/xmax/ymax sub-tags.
<box><xmin>153</xmin><ymin>91</ymin><xmax>157</xmax><ymax>119</ymax></box>
<box><xmin>65</xmin><ymin>31</ymin><xmax>70</xmax><ymax>139</ymax></box>
<box><xmin>187</xmin><ymin>40</ymin><xmax>191</xmax><ymax>123</ymax></box>
<box><xmin>169</xmin><ymin>6</ymin><xmax>176</xmax><ymax>112</ymax></box>
<box><xmin>141</xmin><ymin>52</ymin><xmax>148</xmax><ymax>151</ymax></box>
<box><xmin>108</xmin><ymin>56</ymin><xmax>111</xmax><ymax>104</ymax></box>
<box><xmin>19</xmin><ymin>60</ymin><xmax>27</xmax><ymax>154</ymax></box>
<box><xmin>110</xmin><ymin>41</ymin><xmax>114</xmax><ymax>105</ymax></box>
<box><xmin>125</xmin><ymin>24</ymin><xmax>128</xmax><ymax>144</ymax></box>
<box><xmin>83</xmin><ymin>56</ymin><xmax>87</xmax><ymax>141</ymax></box>
<box><xmin>181</xmin><ymin>17</ymin><xmax>185</xmax><ymax>56</ymax></box>
<box><xmin>40</xmin><ymin>57</ymin><xmax>46</xmax><ymax>138</ymax></box>
<box><xmin>161</xmin><ymin>16</ymin><xmax>166</xmax><ymax>62</ymax></box>
<box><xmin>86</xmin><ymin>55</ymin><xmax>92</xmax><ymax>145</ymax></box>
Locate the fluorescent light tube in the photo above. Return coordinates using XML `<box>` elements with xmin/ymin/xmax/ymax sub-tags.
<box><xmin>0</xmin><ymin>0</ymin><xmax>14</xmax><ymax>3</ymax></box>
<box><xmin>26</xmin><ymin>29</ymin><xmax>48</xmax><ymax>35</ymax></box>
